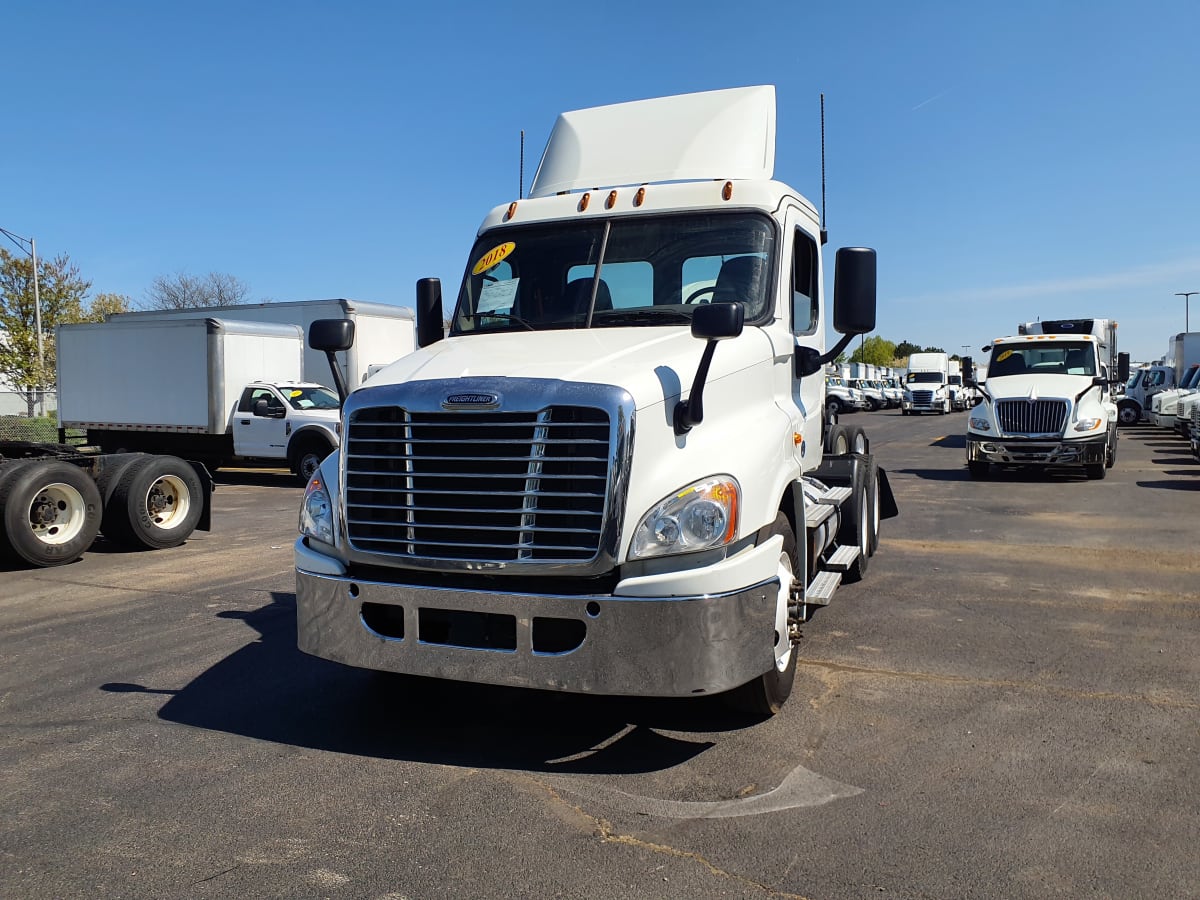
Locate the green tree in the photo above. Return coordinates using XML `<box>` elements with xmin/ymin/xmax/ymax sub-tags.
<box><xmin>0</xmin><ymin>248</ymin><xmax>93</xmax><ymax>414</ymax></box>
<box><xmin>84</xmin><ymin>292</ymin><xmax>134</xmax><ymax>322</ymax></box>
<box><xmin>848</xmin><ymin>335</ymin><xmax>897</xmax><ymax>366</ymax></box>
<box><xmin>894</xmin><ymin>340</ymin><xmax>922</xmax><ymax>359</ymax></box>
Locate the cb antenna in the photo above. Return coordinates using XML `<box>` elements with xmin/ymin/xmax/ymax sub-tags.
<box><xmin>519</xmin><ymin>130</ymin><xmax>525</xmax><ymax>199</ymax></box>
<box><xmin>819</xmin><ymin>93</ymin><xmax>828</xmax><ymax>246</ymax></box>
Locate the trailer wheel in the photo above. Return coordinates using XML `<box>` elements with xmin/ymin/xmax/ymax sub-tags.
<box><xmin>723</xmin><ymin>513</ymin><xmax>797</xmax><ymax>717</ymax></box>
<box><xmin>0</xmin><ymin>460</ymin><xmax>101</xmax><ymax>567</ymax></box>
<box><xmin>836</xmin><ymin>458</ymin><xmax>875</xmax><ymax>582</ymax></box>
<box><xmin>105</xmin><ymin>456</ymin><xmax>204</xmax><ymax>549</ymax></box>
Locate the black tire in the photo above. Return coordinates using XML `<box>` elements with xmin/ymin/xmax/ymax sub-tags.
<box><xmin>1117</xmin><ymin>402</ymin><xmax>1141</xmax><ymax>427</ymax></box>
<box><xmin>825</xmin><ymin>423</ymin><xmax>850</xmax><ymax>455</ymax></box>
<box><xmin>722</xmin><ymin>512</ymin><xmax>798</xmax><ymax>717</ymax></box>
<box><xmin>836</xmin><ymin>458</ymin><xmax>875</xmax><ymax>582</ymax></box>
<box><xmin>291</xmin><ymin>437</ymin><xmax>334</xmax><ymax>484</ymax></box>
<box><xmin>1106</xmin><ymin>433</ymin><xmax>1118</xmax><ymax>469</ymax></box>
<box><xmin>0</xmin><ymin>460</ymin><xmax>101</xmax><ymax>568</ymax></box>
<box><xmin>105</xmin><ymin>456</ymin><xmax>204</xmax><ymax>549</ymax></box>
<box><xmin>845</xmin><ymin>425</ymin><xmax>869</xmax><ymax>456</ymax></box>
<box><xmin>1085</xmin><ymin>462</ymin><xmax>1107</xmax><ymax>480</ymax></box>
<box><xmin>968</xmin><ymin>460</ymin><xmax>990</xmax><ymax>479</ymax></box>
<box><xmin>901</xmin><ymin>409</ymin><xmax>910</xmax><ymax>416</ymax></box>
<box><xmin>826</xmin><ymin>397</ymin><xmax>843</xmax><ymax>418</ymax></box>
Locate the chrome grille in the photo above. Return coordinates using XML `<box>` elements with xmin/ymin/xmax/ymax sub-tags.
<box><xmin>912</xmin><ymin>390</ymin><xmax>933</xmax><ymax>404</ymax></box>
<box><xmin>996</xmin><ymin>399</ymin><xmax>1068</xmax><ymax>435</ymax></box>
<box><xmin>344</xmin><ymin>405</ymin><xmax>611</xmax><ymax>562</ymax></box>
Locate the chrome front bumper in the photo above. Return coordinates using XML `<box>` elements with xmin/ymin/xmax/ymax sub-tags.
<box><xmin>295</xmin><ymin>552</ymin><xmax>779</xmax><ymax>698</ymax></box>
<box><xmin>966</xmin><ymin>433</ymin><xmax>1107</xmax><ymax>467</ymax></box>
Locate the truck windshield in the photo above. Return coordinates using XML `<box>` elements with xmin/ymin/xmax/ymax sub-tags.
<box><xmin>285</xmin><ymin>386</ymin><xmax>340</xmax><ymax>410</ymax></box>
<box><xmin>988</xmin><ymin>341</ymin><xmax>1096</xmax><ymax>377</ymax></box>
<box><xmin>451</xmin><ymin>212</ymin><xmax>777</xmax><ymax>334</ymax></box>
<box><xmin>908</xmin><ymin>372</ymin><xmax>943</xmax><ymax>384</ymax></box>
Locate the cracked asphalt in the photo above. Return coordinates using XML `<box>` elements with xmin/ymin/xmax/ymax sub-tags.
<box><xmin>1</xmin><ymin>416</ymin><xmax>1197</xmax><ymax>899</ymax></box>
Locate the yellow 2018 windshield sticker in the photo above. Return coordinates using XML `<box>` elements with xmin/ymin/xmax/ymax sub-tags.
<box><xmin>472</xmin><ymin>242</ymin><xmax>516</xmax><ymax>275</ymax></box>
<box><xmin>290</xmin><ymin>390</ymin><xmax>303</xmax><ymax>397</ymax></box>
<box><xmin>995</xmin><ymin>349</ymin><xmax>1014</xmax><ymax>363</ymax></box>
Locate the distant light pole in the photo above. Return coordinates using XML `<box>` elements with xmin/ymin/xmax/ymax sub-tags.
<box><xmin>0</xmin><ymin>226</ymin><xmax>44</xmax><ymax>413</ymax></box>
<box><xmin>1176</xmin><ymin>292</ymin><xmax>1199</xmax><ymax>332</ymax></box>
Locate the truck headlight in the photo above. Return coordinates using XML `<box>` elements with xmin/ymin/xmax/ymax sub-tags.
<box><xmin>1073</xmin><ymin>417</ymin><xmax>1103</xmax><ymax>432</ymax></box>
<box><xmin>630</xmin><ymin>476</ymin><xmax>739</xmax><ymax>559</ymax></box>
<box><xmin>299</xmin><ymin>474</ymin><xmax>335</xmax><ymax>544</ymax></box>
<box><xmin>969</xmin><ymin>416</ymin><xmax>991</xmax><ymax>432</ymax></box>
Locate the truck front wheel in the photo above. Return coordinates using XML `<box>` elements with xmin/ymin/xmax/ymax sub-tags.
<box><xmin>0</xmin><ymin>460</ymin><xmax>101</xmax><ymax>567</ymax></box>
<box><xmin>722</xmin><ymin>513</ymin><xmax>798</xmax><ymax>717</ymax></box>
<box><xmin>1117</xmin><ymin>402</ymin><xmax>1141</xmax><ymax>427</ymax></box>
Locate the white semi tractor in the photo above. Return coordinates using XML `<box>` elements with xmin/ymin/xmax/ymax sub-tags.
<box><xmin>294</xmin><ymin>85</ymin><xmax>899</xmax><ymax>716</ymax></box>
<box><xmin>902</xmin><ymin>352</ymin><xmax>952</xmax><ymax>415</ymax></box>
<box><xmin>965</xmin><ymin>318</ymin><xmax>1129</xmax><ymax>479</ymax></box>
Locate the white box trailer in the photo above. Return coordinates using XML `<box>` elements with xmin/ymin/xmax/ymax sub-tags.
<box><xmin>109</xmin><ymin>299</ymin><xmax>415</xmax><ymax>390</ymax></box>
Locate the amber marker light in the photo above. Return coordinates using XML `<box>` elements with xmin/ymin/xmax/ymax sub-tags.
<box><xmin>634</xmin><ymin>187</ymin><xmax>646</xmax><ymax>207</ymax></box>
<box><xmin>606</xmin><ymin>190</ymin><xmax>617</xmax><ymax>209</ymax></box>
<box><xmin>505</xmin><ymin>201</ymin><xmax>518</xmax><ymax>220</ymax></box>
<box><xmin>722</xmin><ymin>181</ymin><xmax>733</xmax><ymax>200</ymax></box>
<box><xmin>579</xmin><ymin>192</ymin><xmax>591</xmax><ymax>212</ymax></box>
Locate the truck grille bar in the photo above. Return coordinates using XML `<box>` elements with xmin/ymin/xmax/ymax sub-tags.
<box><xmin>911</xmin><ymin>390</ymin><xmax>933</xmax><ymax>404</ymax></box>
<box><xmin>996</xmin><ymin>399</ymin><xmax>1068</xmax><ymax>436</ymax></box>
<box><xmin>344</xmin><ymin>406</ymin><xmax>612</xmax><ymax>562</ymax></box>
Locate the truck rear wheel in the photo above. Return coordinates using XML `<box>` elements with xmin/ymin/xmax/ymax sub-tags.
<box><xmin>0</xmin><ymin>460</ymin><xmax>101</xmax><ymax>567</ymax></box>
<box><xmin>722</xmin><ymin>513</ymin><xmax>798</xmax><ymax>717</ymax></box>
<box><xmin>825</xmin><ymin>424</ymin><xmax>849</xmax><ymax>455</ymax></box>
<box><xmin>836</xmin><ymin>457</ymin><xmax>876</xmax><ymax>581</ymax></box>
<box><xmin>104</xmin><ymin>456</ymin><xmax>204</xmax><ymax>549</ymax></box>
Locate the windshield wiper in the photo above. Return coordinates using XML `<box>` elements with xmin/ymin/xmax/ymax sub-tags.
<box><xmin>460</xmin><ymin>312</ymin><xmax>535</xmax><ymax>331</ymax></box>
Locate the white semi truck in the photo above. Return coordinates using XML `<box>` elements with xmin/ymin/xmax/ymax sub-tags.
<box><xmin>965</xmin><ymin>317</ymin><xmax>1129</xmax><ymax>479</ymax></box>
<box><xmin>902</xmin><ymin>352</ymin><xmax>952</xmax><ymax>415</ymax></box>
<box><xmin>294</xmin><ymin>86</ymin><xmax>899</xmax><ymax>716</ymax></box>
<box><xmin>57</xmin><ymin>318</ymin><xmax>341</xmax><ymax>482</ymax></box>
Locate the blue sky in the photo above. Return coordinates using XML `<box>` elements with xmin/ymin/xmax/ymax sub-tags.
<box><xmin>4</xmin><ymin>0</ymin><xmax>1198</xmax><ymax>362</ymax></box>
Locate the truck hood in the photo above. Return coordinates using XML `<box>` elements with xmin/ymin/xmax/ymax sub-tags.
<box><xmin>362</xmin><ymin>327</ymin><xmax>773</xmax><ymax>410</ymax></box>
<box><xmin>983</xmin><ymin>373</ymin><xmax>1099</xmax><ymax>400</ymax></box>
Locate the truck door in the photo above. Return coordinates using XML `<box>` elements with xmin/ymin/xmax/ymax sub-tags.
<box><xmin>784</xmin><ymin>210</ymin><xmax>824</xmax><ymax>464</ymax></box>
<box><xmin>233</xmin><ymin>386</ymin><xmax>290</xmax><ymax>459</ymax></box>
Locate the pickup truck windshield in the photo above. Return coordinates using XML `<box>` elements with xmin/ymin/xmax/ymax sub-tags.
<box><xmin>451</xmin><ymin>212</ymin><xmax>777</xmax><ymax>334</ymax></box>
<box><xmin>285</xmin><ymin>386</ymin><xmax>340</xmax><ymax>410</ymax></box>
<box><xmin>989</xmin><ymin>341</ymin><xmax>1096</xmax><ymax>377</ymax></box>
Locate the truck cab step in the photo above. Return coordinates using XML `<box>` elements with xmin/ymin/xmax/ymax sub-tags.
<box><xmin>818</xmin><ymin>486</ymin><xmax>852</xmax><ymax>505</ymax></box>
<box><xmin>823</xmin><ymin>544</ymin><xmax>861</xmax><ymax>572</ymax></box>
<box><xmin>805</xmin><ymin>569</ymin><xmax>842</xmax><ymax>607</ymax></box>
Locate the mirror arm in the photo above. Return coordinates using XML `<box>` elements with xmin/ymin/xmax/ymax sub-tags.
<box><xmin>674</xmin><ymin>340</ymin><xmax>719</xmax><ymax>435</ymax></box>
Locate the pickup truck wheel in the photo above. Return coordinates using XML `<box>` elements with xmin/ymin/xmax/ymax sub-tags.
<box><xmin>722</xmin><ymin>513</ymin><xmax>797</xmax><ymax>717</ymax></box>
<box><xmin>0</xmin><ymin>460</ymin><xmax>101</xmax><ymax>567</ymax></box>
<box><xmin>1117</xmin><ymin>402</ymin><xmax>1141</xmax><ymax>427</ymax></box>
<box><xmin>105</xmin><ymin>456</ymin><xmax>203</xmax><ymax>549</ymax></box>
<box><xmin>291</xmin><ymin>439</ymin><xmax>334</xmax><ymax>484</ymax></box>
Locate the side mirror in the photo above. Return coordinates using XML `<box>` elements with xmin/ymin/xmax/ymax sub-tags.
<box><xmin>674</xmin><ymin>302</ymin><xmax>743</xmax><ymax>434</ymax></box>
<box><xmin>832</xmin><ymin>247</ymin><xmax>877</xmax><ymax>335</ymax></box>
<box><xmin>309</xmin><ymin>318</ymin><xmax>355</xmax><ymax>403</ymax></box>
<box><xmin>253</xmin><ymin>398</ymin><xmax>271</xmax><ymax>417</ymax></box>
<box><xmin>1116</xmin><ymin>352</ymin><xmax>1130</xmax><ymax>384</ymax></box>
<box><xmin>416</xmin><ymin>277</ymin><xmax>445</xmax><ymax>348</ymax></box>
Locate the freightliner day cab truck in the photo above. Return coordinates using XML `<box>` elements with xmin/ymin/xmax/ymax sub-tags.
<box><xmin>295</xmin><ymin>85</ymin><xmax>899</xmax><ymax>716</ymax></box>
<box><xmin>964</xmin><ymin>318</ymin><xmax>1129</xmax><ymax>480</ymax></box>
<box><xmin>902</xmin><ymin>351</ymin><xmax>952</xmax><ymax>415</ymax></box>
<box><xmin>57</xmin><ymin>317</ymin><xmax>342</xmax><ymax>482</ymax></box>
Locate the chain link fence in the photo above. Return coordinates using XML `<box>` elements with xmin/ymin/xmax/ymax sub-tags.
<box><xmin>0</xmin><ymin>390</ymin><xmax>84</xmax><ymax>444</ymax></box>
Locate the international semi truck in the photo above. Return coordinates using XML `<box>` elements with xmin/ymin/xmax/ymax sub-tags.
<box><xmin>294</xmin><ymin>85</ymin><xmax>899</xmax><ymax>717</ymax></box>
<box><xmin>965</xmin><ymin>318</ymin><xmax>1129</xmax><ymax>479</ymax></box>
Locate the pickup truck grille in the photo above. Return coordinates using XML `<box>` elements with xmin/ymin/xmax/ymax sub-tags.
<box><xmin>996</xmin><ymin>399</ymin><xmax>1068</xmax><ymax>435</ymax></box>
<box><xmin>344</xmin><ymin>405</ymin><xmax>611</xmax><ymax>562</ymax></box>
<box><xmin>911</xmin><ymin>390</ymin><xmax>933</xmax><ymax>404</ymax></box>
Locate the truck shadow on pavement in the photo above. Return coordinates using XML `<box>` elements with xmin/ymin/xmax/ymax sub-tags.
<box><xmin>102</xmin><ymin>592</ymin><xmax>749</xmax><ymax>774</ymax></box>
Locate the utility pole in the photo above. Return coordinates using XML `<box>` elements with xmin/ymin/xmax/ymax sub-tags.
<box><xmin>1175</xmin><ymin>292</ymin><xmax>1198</xmax><ymax>332</ymax></box>
<box><xmin>0</xmin><ymin>226</ymin><xmax>45</xmax><ymax>414</ymax></box>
